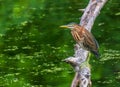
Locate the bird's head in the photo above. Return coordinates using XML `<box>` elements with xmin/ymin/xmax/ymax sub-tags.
<box><xmin>60</xmin><ymin>23</ymin><xmax>77</xmax><ymax>30</ymax></box>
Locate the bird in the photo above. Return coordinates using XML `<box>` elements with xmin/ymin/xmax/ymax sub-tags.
<box><xmin>60</xmin><ymin>23</ymin><xmax>100</xmax><ymax>58</ymax></box>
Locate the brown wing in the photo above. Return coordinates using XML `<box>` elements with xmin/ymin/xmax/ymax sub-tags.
<box><xmin>82</xmin><ymin>29</ymin><xmax>99</xmax><ymax>51</ymax></box>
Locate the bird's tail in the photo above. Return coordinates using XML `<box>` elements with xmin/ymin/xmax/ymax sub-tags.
<box><xmin>91</xmin><ymin>50</ymin><xmax>100</xmax><ymax>58</ymax></box>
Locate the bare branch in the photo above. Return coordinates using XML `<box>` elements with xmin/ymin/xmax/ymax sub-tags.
<box><xmin>64</xmin><ymin>0</ymin><xmax>107</xmax><ymax>87</ymax></box>
<box><xmin>78</xmin><ymin>9</ymin><xmax>85</xmax><ymax>12</ymax></box>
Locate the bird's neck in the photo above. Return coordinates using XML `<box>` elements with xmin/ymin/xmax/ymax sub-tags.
<box><xmin>74</xmin><ymin>25</ymin><xmax>84</xmax><ymax>32</ymax></box>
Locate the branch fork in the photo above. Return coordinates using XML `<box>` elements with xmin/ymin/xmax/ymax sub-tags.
<box><xmin>63</xmin><ymin>0</ymin><xmax>107</xmax><ymax>87</ymax></box>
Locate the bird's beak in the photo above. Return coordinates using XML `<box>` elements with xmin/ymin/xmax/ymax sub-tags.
<box><xmin>60</xmin><ymin>25</ymin><xmax>69</xmax><ymax>28</ymax></box>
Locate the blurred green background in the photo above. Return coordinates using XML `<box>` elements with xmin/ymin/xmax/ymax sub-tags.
<box><xmin>0</xmin><ymin>0</ymin><xmax>120</xmax><ymax>87</ymax></box>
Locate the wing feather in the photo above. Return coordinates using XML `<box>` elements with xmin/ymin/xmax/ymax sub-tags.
<box><xmin>83</xmin><ymin>29</ymin><xmax>99</xmax><ymax>51</ymax></box>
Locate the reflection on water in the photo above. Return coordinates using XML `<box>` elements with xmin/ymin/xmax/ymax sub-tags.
<box><xmin>0</xmin><ymin>0</ymin><xmax>120</xmax><ymax>87</ymax></box>
<box><xmin>101</xmin><ymin>49</ymin><xmax>120</xmax><ymax>61</ymax></box>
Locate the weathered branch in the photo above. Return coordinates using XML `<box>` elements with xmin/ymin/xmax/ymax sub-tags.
<box><xmin>64</xmin><ymin>0</ymin><xmax>107</xmax><ymax>87</ymax></box>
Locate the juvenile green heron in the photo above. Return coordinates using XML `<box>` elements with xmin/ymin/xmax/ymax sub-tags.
<box><xmin>60</xmin><ymin>23</ymin><xmax>100</xmax><ymax>58</ymax></box>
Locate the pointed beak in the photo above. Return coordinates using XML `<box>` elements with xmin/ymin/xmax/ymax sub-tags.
<box><xmin>60</xmin><ymin>25</ymin><xmax>69</xmax><ymax>28</ymax></box>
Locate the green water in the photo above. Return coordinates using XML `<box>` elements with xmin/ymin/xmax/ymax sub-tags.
<box><xmin>0</xmin><ymin>0</ymin><xmax>120</xmax><ymax>87</ymax></box>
